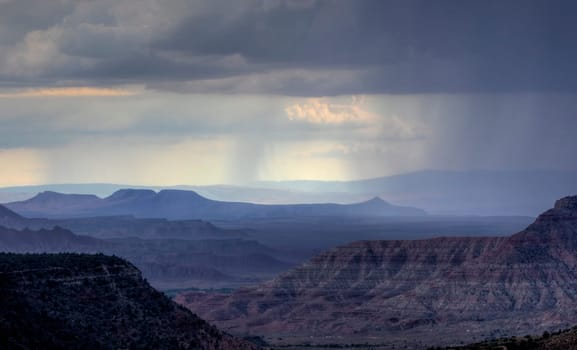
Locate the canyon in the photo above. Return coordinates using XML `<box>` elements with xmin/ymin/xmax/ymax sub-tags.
<box><xmin>178</xmin><ymin>196</ymin><xmax>577</xmax><ymax>347</ymax></box>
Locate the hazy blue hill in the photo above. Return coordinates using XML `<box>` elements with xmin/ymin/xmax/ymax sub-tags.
<box><xmin>0</xmin><ymin>183</ymin><xmax>152</xmax><ymax>202</ymax></box>
<box><xmin>6</xmin><ymin>188</ymin><xmax>426</xmax><ymax>220</ymax></box>
<box><xmin>0</xmin><ymin>201</ymin><xmax>248</xmax><ymax>240</ymax></box>
<box><xmin>0</xmin><ymin>183</ymin><xmax>370</xmax><ymax>206</ymax></box>
<box><xmin>4</xmin><ymin>169</ymin><xmax>575</xmax><ymax>216</ymax></box>
<box><xmin>6</xmin><ymin>191</ymin><xmax>102</xmax><ymax>218</ymax></box>
<box><xmin>0</xmin><ymin>204</ymin><xmax>22</xmax><ymax>220</ymax></box>
<box><xmin>0</xmin><ymin>223</ymin><xmax>294</xmax><ymax>289</ymax></box>
<box><xmin>258</xmin><ymin>170</ymin><xmax>577</xmax><ymax>216</ymax></box>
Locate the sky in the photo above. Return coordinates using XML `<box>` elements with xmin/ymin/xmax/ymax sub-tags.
<box><xmin>1</xmin><ymin>0</ymin><xmax>577</xmax><ymax>186</ymax></box>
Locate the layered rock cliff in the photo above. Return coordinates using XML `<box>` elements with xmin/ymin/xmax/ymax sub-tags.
<box><xmin>0</xmin><ymin>225</ymin><xmax>108</xmax><ymax>252</ymax></box>
<box><xmin>0</xmin><ymin>253</ymin><xmax>258</xmax><ymax>350</ymax></box>
<box><xmin>177</xmin><ymin>196</ymin><xmax>577</xmax><ymax>346</ymax></box>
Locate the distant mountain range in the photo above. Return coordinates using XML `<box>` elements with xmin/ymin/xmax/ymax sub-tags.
<box><xmin>0</xmin><ymin>183</ymin><xmax>371</xmax><ymax>206</ymax></box>
<box><xmin>2</xmin><ymin>169</ymin><xmax>576</xmax><ymax>216</ymax></box>
<box><xmin>0</xmin><ymin>204</ymin><xmax>23</xmax><ymax>221</ymax></box>
<box><xmin>258</xmin><ymin>169</ymin><xmax>577</xmax><ymax>216</ymax></box>
<box><xmin>0</xmin><ymin>207</ymin><xmax>247</xmax><ymax>240</ymax></box>
<box><xmin>0</xmin><ymin>253</ymin><xmax>257</xmax><ymax>350</ymax></box>
<box><xmin>4</xmin><ymin>188</ymin><xmax>425</xmax><ymax>220</ymax></box>
<box><xmin>178</xmin><ymin>195</ymin><xmax>577</xmax><ymax>347</ymax></box>
<box><xmin>0</xmin><ymin>204</ymin><xmax>296</xmax><ymax>289</ymax></box>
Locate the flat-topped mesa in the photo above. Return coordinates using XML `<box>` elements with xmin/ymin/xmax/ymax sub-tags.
<box><xmin>7</xmin><ymin>192</ymin><xmax>102</xmax><ymax>218</ymax></box>
<box><xmin>553</xmin><ymin>195</ymin><xmax>577</xmax><ymax>212</ymax></box>
<box><xmin>158</xmin><ymin>189</ymin><xmax>209</xmax><ymax>200</ymax></box>
<box><xmin>33</xmin><ymin>191</ymin><xmax>100</xmax><ymax>203</ymax></box>
<box><xmin>529</xmin><ymin>195</ymin><xmax>577</xmax><ymax>222</ymax></box>
<box><xmin>532</xmin><ymin>195</ymin><xmax>577</xmax><ymax>222</ymax></box>
<box><xmin>105</xmin><ymin>189</ymin><xmax>157</xmax><ymax>201</ymax></box>
<box><xmin>506</xmin><ymin>195</ymin><xmax>577</xmax><ymax>252</ymax></box>
<box><xmin>6</xmin><ymin>188</ymin><xmax>425</xmax><ymax>219</ymax></box>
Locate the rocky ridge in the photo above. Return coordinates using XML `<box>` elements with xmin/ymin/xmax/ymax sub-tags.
<box><xmin>0</xmin><ymin>253</ymin><xmax>258</xmax><ymax>350</ymax></box>
<box><xmin>0</xmin><ymin>225</ymin><xmax>108</xmax><ymax>252</ymax></box>
<box><xmin>177</xmin><ymin>196</ymin><xmax>577</xmax><ymax>347</ymax></box>
<box><xmin>0</xmin><ymin>223</ymin><xmax>292</xmax><ymax>289</ymax></box>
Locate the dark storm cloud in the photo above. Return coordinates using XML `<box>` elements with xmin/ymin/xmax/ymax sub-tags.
<box><xmin>0</xmin><ymin>0</ymin><xmax>75</xmax><ymax>44</ymax></box>
<box><xmin>1</xmin><ymin>0</ymin><xmax>577</xmax><ymax>94</ymax></box>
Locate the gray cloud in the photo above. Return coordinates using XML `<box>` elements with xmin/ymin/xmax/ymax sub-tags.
<box><xmin>2</xmin><ymin>91</ymin><xmax>577</xmax><ymax>186</ymax></box>
<box><xmin>0</xmin><ymin>0</ymin><xmax>576</xmax><ymax>95</ymax></box>
<box><xmin>0</xmin><ymin>0</ymin><xmax>76</xmax><ymax>45</ymax></box>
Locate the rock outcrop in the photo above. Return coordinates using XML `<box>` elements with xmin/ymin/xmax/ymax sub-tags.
<box><xmin>0</xmin><ymin>253</ymin><xmax>258</xmax><ymax>350</ymax></box>
<box><xmin>177</xmin><ymin>196</ymin><xmax>577</xmax><ymax>347</ymax></box>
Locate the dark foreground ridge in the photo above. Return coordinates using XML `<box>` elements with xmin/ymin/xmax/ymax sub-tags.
<box><xmin>178</xmin><ymin>196</ymin><xmax>577</xmax><ymax>347</ymax></box>
<box><xmin>0</xmin><ymin>253</ymin><xmax>258</xmax><ymax>350</ymax></box>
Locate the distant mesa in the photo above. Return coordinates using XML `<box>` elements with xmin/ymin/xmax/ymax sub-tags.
<box><xmin>348</xmin><ymin>196</ymin><xmax>424</xmax><ymax>215</ymax></box>
<box><xmin>106</xmin><ymin>188</ymin><xmax>157</xmax><ymax>201</ymax></box>
<box><xmin>177</xmin><ymin>195</ymin><xmax>577</xmax><ymax>347</ymax></box>
<box><xmin>5</xmin><ymin>188</ymin><xmax>426</xmax><ymax>220</ymax></box>
<box><xmin>157</xmin><ymin>189</ymin><xmax>210</xmax><ymax>202</ymax></box>
<box><xmin>3</xmin><ymin>170</ymin><xmax>577</xmax><ymax>216</ymax></box>
<box><xmin>5</xmin><ymin>191</ymin><xmax>101</xmax><ymax>218</ymax></box>
<box><xmin>257</xmin><ymin>169</ymin><xmax>577</xmax><ymax>216</ymax></box>
<box><xmin>366</xmin><ymin>196</ymin><xmax>387</xmax><ymax>204</ymax></box>
<box><xmin>32</xmin><ymin>191</ymin><xmax>100</xmax><ymax>204</ymax></box>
